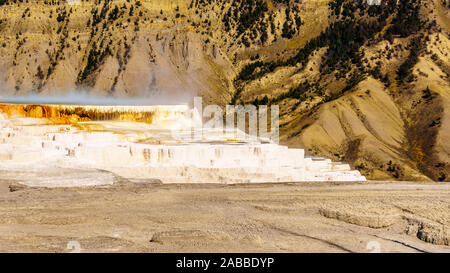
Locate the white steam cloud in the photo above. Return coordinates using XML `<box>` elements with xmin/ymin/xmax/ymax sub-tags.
<box><xmin>0</xmin><ymin>90</ymin><xmax>194</xmax><ymax>106</ymax></box>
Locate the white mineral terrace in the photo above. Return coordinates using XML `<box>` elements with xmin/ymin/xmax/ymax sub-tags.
<box><xmin>0</xmin><ymin>105</ymin><xmax>366</xmax><ymax>187</ymax></box>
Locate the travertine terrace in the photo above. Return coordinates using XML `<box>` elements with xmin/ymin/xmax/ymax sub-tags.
<box><xmin>0</xmin><ymin>103</ymin><xmax>365</xmax><ymax>187</ymax></box>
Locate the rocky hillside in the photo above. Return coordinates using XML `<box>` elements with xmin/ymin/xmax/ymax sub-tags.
<box><xmin>0</xmin><ymin>0</ymin><xmax>309</xmax><ymax>104</ymax></box>
<box><xmin>0</xmin><ymin>0</ymin><xmax>449</xmax><ymax>181</ymax></box>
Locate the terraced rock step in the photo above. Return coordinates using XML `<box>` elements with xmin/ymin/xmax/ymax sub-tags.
<box><xmin>0</xmin><ymin>104</ymin><xmax>366</xmax><ymax>186</ymax></box>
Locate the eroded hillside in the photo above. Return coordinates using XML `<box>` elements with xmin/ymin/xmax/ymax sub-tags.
<box><xmin>0</xmin><ymin>0</ymin><xmax>310</xmax><ymax>104</ymax></box>
<box><xmin>0</xmin><ymin>0</ymin><xmax>449</xmax><ymax>181</ymax></box>
<box><xmin>233</xmin><ymin>0</ymin><xmax>450</xmax><ymax>182</ymax></box>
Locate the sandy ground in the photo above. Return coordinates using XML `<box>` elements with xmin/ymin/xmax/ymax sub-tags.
<box><xmin>0</xmin><ymin>180</ymin><xmax>449</xmax><ymax>253</ymax></box>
